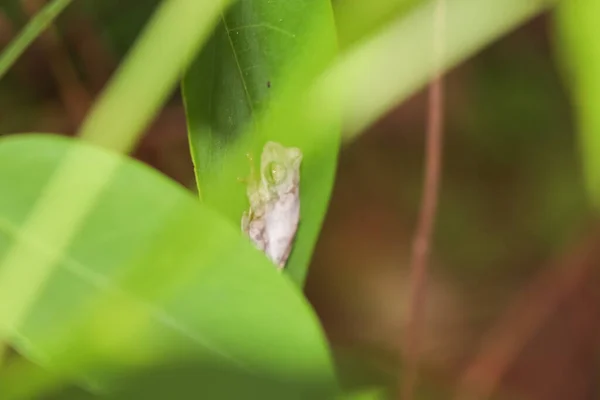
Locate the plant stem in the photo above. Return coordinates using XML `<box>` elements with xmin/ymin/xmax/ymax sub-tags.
<box><xmin>401</xmin><ymin>0</ymin><xmax>445</xmax><ymax>398</ymax></box>
<box><xmin>0</xmin><ymin>0</ymin><xmax>73</xmax><ymax>82</ymax></box>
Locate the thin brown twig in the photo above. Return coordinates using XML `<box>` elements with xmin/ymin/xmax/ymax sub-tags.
<box><xmin>453</xmin><ymin>230</ymin><xmax>600</xmax><ymax>400</ymax></box>
<box><xmin>400</xmin><ymin>0</ymin><xmax>446</xmax><ymax>398</ymax></box>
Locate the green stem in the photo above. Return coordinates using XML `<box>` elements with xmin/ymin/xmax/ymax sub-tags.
<box><xmin>0</xmin><ymin>0</ymin><xmax>73</xmax><ymax>81</ymax></box>
<box><xmin>554</xmin><ymin>0</ymin><xmax>600</xmax><ymax>209</ymax></box>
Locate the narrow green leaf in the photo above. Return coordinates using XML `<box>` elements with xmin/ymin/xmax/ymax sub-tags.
<box><xmin>0</xmin><ymin>0</ymin><xmax>73</xmax><ymax>81</ymax></box>
<box><xmin>0</xmin><ymin>135</ymin><xmax>336</xmax><ymax>398</ymax></box>
<box><xmin>553</xmin><ymin>0</ymin><xmax>600</xmax><ymax>208</ymax></box>
<box><xmin>182</xmin><ymin>0</ymin><xmax>340</xmax><ymax>285</ymax></box>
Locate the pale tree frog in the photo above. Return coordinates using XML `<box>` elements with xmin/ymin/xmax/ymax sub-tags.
<box><xmin>241</xmin><ymin>141</ymin><xmax>303</xmax><ymax>269</ymax></box>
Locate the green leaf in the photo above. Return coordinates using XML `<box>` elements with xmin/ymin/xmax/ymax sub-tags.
<box><xmin>334</xmin><ymin>0</ymin><xmax>421</xmax><ymax>49</ymax></box>
<box><xmin>553</xmin><ymin>0</ymin><xmax>600</xmax><ymax>209</ymax></box>
<box><xmin>182</xmin><ymin>0</ymin><xmax>340</xmax><ymax>286</ymax></box>
<box><xmin>0</xmin><ymin>134</ymin><xmax>336</xmax><ymax>398</ymax></box>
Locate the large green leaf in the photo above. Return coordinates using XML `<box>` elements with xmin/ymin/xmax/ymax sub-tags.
<box><xmin>182</xmin><ymin>0</ymin><xmax>340</xmax><ymax>286</ymax></box>
<box><xmin>0</xmin><ymin>134</ymin><xmax>336</xmax><ymax>398</ymax></box>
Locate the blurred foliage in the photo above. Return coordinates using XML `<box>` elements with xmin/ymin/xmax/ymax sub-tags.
<box><xmin>554</xmin><ymin>0</ymin><xmax>600</xmax><ymax>208</ymax></box>
<box><xmin>73</xmin><ymin>0</ymin><xmax>161</xmax><ymax>58</ymax></box>
<box><xmin>0</xmin><ymin>0</ymin><xmax>598</xmax><ymax>399</ymax></box>
<box><xmin>0</xmin><ymin>134</ymin><xmax>335</xmax><ymax>398</ymax></box>
<box><xmin>437</xmin><ymin>34</ymin><xmax>588</xmax><ymax>283</ymax></box>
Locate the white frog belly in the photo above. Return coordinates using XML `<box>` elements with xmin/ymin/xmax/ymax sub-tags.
<box><xmin>263</xmin><ymin>191</ymin><xmax>300</xmax><ymax>268</ymax></box>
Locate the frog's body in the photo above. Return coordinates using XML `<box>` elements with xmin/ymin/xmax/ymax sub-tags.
<box><xmin>241</xmin><ymin>142</ymin><xmax>302</xmax><ymax>269</ymax></box>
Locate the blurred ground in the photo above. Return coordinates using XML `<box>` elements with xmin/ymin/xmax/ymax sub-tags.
<box><xmin>1</xmin><ymin>2</ymin><xmax>599</xmax><ymax>399</ymax></box>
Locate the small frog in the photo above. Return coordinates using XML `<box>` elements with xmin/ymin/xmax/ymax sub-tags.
<box><xmin>241</xmin><ymin>141</ymin><xmax>303</xmax><ymax>269</ymax></box>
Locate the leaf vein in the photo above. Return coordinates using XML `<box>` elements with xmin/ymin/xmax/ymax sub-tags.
<box><xmin>0</xmin><ymin>215</ymin><xmax>245</xmax><ymax>369</ymax></box>
<box><xmin>221</xmin><ymin>14</ymin><xmax>255</xmax><ymax>115</ymax></box>
<box><xmin>227</xmin><ymin>23</ymin><xmax>297</xmax><ymax>40</ymax></box>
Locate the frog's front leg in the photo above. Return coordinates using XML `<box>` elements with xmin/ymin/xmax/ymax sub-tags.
<box><xmin>241</xmin><ymin>209</ymin><xmax>255</xmax><ymax>235</ymax></box>
<box><xmin>241</xmin><ymin>210</ymin><xmax>251</xmax><ymax>233</ymax></box>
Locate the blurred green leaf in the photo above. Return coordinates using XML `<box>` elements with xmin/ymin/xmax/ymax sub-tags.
<box><xmin>0</xmin><ymin>135</ymin><xmax>336</xmax><ymax>398</ymax></box>
<box><xmin>554</xmin><ymin>0</ymin><xmax>600</xmax><ymax>209</ymax></box>
<box><xmin>48</xmin><ymin>360</ymin><xmax>336</xmax><ymax>400</ymax></box>
<box><xmin>0</xmin><ymin>0</ymin><xmax>26</xmax><ymax>22</ymax></box>
<box><xmin>317</xmin><ymin>0</ymin><xmax>560</xmax><ymax>141</ymax></box>
<box><xmin>337</xmin><ymin>387</ymin><xmax>388</xmax><ymax>400</ymax></box>
<box><xmin>182</xmin><ymin>0</ymin><xmax>340</xmax><ymax>286</ymax></box>
<box><xmin>334</xmin><ymin>0</ymin><xmax>421</xmax><ymax>49</ymax></box>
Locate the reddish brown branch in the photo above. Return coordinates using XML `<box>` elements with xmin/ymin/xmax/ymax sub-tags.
<box><xmin>400</xmin><ymin>0</ymin><xmax>446</xmax><ymax>398</ymax></box>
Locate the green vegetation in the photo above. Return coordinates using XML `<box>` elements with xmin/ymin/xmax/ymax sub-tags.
<box><xmin>0</xmin><ymin>0</ymin><xmax>594</xmax><ymax>398</ymax></box>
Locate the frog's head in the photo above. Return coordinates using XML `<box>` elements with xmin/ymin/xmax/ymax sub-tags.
<box><xmin>260</xmin><ymin>141</ymin><xmax>303</xmax><ymax>196</ymax></box>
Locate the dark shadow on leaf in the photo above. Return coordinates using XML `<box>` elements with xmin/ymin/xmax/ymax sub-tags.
<box><xmin>46</xmin><ymin>359</ymin><xmax>338</xmax><ymax>400</ymax></box>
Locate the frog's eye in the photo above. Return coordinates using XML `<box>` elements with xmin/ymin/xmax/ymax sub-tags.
<box><xmin>264</xmin><ymin>161</ymin><xmax>287</xmax><ymax>185</ymax></box>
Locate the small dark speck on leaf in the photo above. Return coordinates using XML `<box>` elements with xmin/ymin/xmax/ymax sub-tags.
<box><xmin>267</xmin><ymin>81</ymin><xmax>271</xmax><ymax>88</ymax></box>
